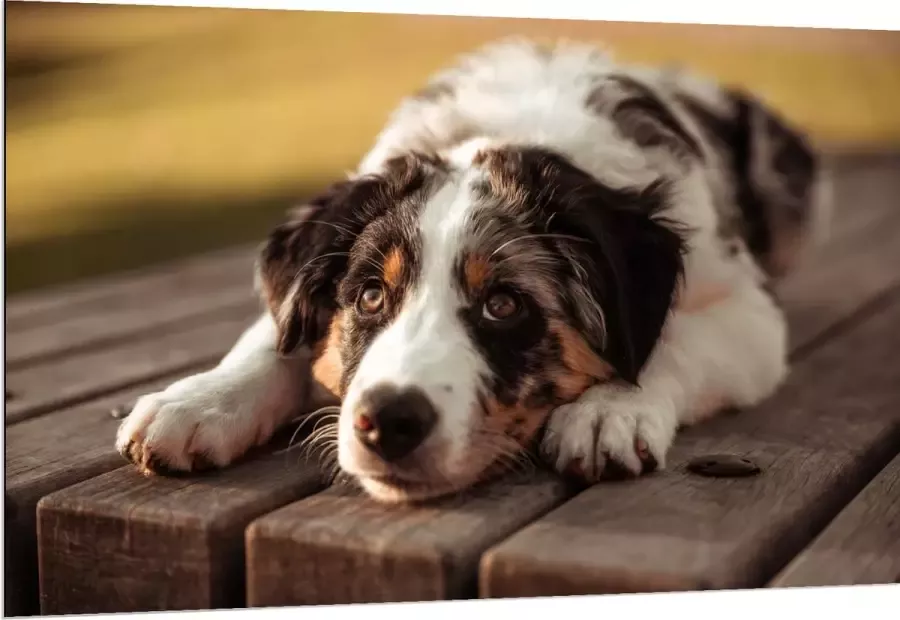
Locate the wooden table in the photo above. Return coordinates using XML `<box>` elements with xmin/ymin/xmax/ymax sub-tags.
<box><xmin>6</xmin><ymin>153</ymin><xmax>900</xmax><ymax>617</ymax></box>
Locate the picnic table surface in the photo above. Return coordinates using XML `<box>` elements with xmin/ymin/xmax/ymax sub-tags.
<box><xmin>5</xmin><ymin>152</ymin><xmax>900</xmax><ymax>616</ymax></box>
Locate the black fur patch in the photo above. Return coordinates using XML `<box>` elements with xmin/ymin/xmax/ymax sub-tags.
<box><xmin>587</xmin><ymin>75</ymin><xmax>704</xmax><ymax>161</ymax></box>
<box><xmin>678</xmin><ymin>89</ymin><xmax>819</xmax><ymax>276</ymax></box>
<box><xmin>470</xmin><ymin>146</ymin><xmax>687</xmax><ymax>387</ymax></box>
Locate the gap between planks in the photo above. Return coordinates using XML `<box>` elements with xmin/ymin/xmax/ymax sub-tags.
<box><xmin>768</xmin><ymin>452</ymin><xmax>900</xmax><ymax>587</ymax></box>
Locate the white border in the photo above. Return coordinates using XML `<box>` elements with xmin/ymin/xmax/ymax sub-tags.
<box><xmin>13</xmin><ymin>0</ymin><xmax>900</xmax><ymax>31</ymax></box>
<box><xmin>52</xmin><ymin>585</ymin><xmax>900</xmax><ymax>619</ymax></box>
<box><xmin>6</xmin><ymin>1</ymin><xmax>900</xmax><ymax>619</ymax></box>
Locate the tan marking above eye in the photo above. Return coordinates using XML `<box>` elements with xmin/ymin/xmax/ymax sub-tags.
<box><xmin>382</xmin><ymin>246</ymin><xmax>405</xmax><ymax>289</ymax></box>
<box><xmin>464</xmin><ymin>253</ymin><xmax>490</xmax><ymax>291</ymax></box>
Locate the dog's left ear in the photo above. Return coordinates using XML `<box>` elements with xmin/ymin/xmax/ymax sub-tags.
<box><xmin>531</xmin><ymin>152</ymin><xmax>686</xmax><ymax>385</ymax></box>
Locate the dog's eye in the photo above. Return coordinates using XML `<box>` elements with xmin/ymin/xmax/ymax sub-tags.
<box><xmin>482</xmin><ymin>291</ymin><xmax>521</xmax><ymax>322</ymax></box>
<box><xmin>358</xmin><ymin>281</ymin><xmax>386</xmax><ymax>314</ymax></box>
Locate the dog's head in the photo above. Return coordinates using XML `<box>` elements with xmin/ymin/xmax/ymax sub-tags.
<box><xmin>257</xmin><ymin>144</ymin><xmax>685</xmax><ymax>502</ymax></box>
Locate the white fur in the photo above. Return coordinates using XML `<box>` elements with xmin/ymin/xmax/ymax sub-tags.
<box><xmin>117</xmin><ymin>38</ymin><xmax>811</xmax><ymax>494</ymax></box>
<box><xmin>115</xmin><ymin>314</ymin><xmax>308</xmax><ymax>470</ymax></box>
<box><xmin>338</xmin><ymin>168</ymin><xmax>493</xmax><ymax>499</ymax></box>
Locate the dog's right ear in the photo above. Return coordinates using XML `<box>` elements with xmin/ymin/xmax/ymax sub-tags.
<box><xmin>257</xmin><ymin>153</ymin><xmax>444</xmax><ymax>355</ymax></box>
<box><xmin>256</xmin><ymin>178</ymin><xmax>380</xmax><ymax>356</ymax></box>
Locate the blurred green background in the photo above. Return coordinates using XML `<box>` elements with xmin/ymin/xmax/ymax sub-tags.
<box><xmin>6</xmin><ymin>1</ymin><xmax>900</xmax><ymax>294</ymax></box>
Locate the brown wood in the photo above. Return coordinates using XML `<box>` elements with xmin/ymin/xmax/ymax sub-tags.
<box><xmin>6</xmin><ymin>285</ymin><xmax>253</xmax><ymax>370</ymax></box>
<box><xmin>6</xmin><ymin>378</ymin><xmax>180</xmax><ymax>617</ymax></box>
<box><xmin>769</xmin><ymin>454</ymin><xmax>900</xmax><ymax>587</ymax></box>
<box><xmin>5</xmin><ymin>244</ymin><xmax>255</xmax><ymax>331</ymax></box>
<box><xmin>245</xmin><ymin>471</ymin><xmax>573</xmax><ymax>607</ymax></box>
<box><xmin>479</xmin><ymin>291</ymin><xmax>900</xmax><ymax>598</ymax></box>
<box><xmin>5</xmin><ymin>303</ymin><xmax>258</xmax><ymax>425</ymax></box>
<box><xmin>778</xmin><ymin>154</ymin><xmax>900</xmax><ymax>351</ymax></box>
<box><xmin>36</xmin><ymin>450</ymin><xmax>325</xmax><ymax>614</ymax></box>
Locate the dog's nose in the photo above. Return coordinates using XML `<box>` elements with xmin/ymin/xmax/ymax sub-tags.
<box><xmin>353</xmin><ymin>384</ymin><xmax>438</xmax><ymax>462</ymax></box>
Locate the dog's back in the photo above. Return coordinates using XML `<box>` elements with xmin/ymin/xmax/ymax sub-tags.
<box><xmin>358</xmin><ymin>38</ymin><xmax>830</xmax><ymax>282</ymax></box>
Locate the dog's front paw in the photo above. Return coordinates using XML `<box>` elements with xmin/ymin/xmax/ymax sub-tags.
<box><xmin>115</xmin><ymin>371</ymin><xmax>263</xmax><ymax>476</ymax></box>
<box><xmin>540</xmin><ymin>384</ymin><xmax>678</xmax><ymax>483</ymax></box>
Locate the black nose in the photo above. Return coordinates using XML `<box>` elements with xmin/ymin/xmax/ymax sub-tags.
<box><xmin>353</xmin><ymin>384</ymin><xmax>438</xmax><ymax>462</ymax></box>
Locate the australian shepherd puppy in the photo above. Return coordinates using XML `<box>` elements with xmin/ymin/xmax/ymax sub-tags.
<box><xmin>116</xmin><ymin>39</ymin><xmax>830</xmax><ymax>503</ymax></box>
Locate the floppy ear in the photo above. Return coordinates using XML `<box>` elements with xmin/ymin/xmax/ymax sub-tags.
<box><xmin>256</xmin><ymin>153</ymin><xmax>443</xmax><ymax>355</ymax></box>
<box><xmin>256</xmin><ymin>179</ymin><xmax>373</xmax><ymax>355</ymax></box>
<box><xmin>726</xmin><ymin>88</ymin><xmax>824</xmax><ymax>276</ymax></box>
<box><xmin>528</xmin><ymin>151</ymin><xmax>686</xmax><ymax>385</ymax></box>
<box><xmin>586</xmin><ymin>74</ymin><xmax>704</xmax><ymax>162</ymax></box>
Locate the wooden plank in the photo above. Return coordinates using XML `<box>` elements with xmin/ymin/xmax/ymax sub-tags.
<box><xmin>778</xmin><ymin>155</ymin><xmax>900</xmax><ymax>350</ymax></box>
<box><xmin>6</xmin><ymin>284</ymin><xmax>253</xmax><ymax>370</ymax></box>
<box><xmin>769</xmin><ymin>454</ymin><xmax>900</xmax><ymax>587</ymax></box>
<box><xmin>245</xmin><ymin>473</ymin><xmax>573</xmax><ymax>607</ymax></box>
<box><xmin>5</xmin><ymin>302</ymin><xmax>258</xmax><ymax>425</ymax></box>
<box><xmin>36</xmin><ymin>452</ymin><xmax>325</xmax><ymax>614</ymax></box>
<box><xmin>5</xmin><ymin>244</ymin><xmax>255</xmax><ymax>331</ymax></box>
<box><xmin>6</xmin><ymin>378</ymin><xmax>182</xmax><ymax>617</ymax></box>
<box><xmin>479</xmin><ymin>291</ymin><xmax>900</xmax><ymax>597</ymax></box>
<box><xmin>782</xmin><ymin>204</ymin><xmax>900</xmax><ymax>353</ymax></box>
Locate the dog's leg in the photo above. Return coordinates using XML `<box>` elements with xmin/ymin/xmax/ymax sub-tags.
<box><xmin>541</xmin><ymin>279</ymin><xmax>788</xmax><ymax>480</ymax></box>
<box><xmin>115</xmin><ymin>313</ymin><xmax>310</xmax><ymax>474</ymax></box>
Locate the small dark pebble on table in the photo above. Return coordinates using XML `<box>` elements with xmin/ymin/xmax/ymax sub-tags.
<box><xmin>686</xmin><ymin>454</ymin><xmax>762</xmax><ymax>478</ymax></box>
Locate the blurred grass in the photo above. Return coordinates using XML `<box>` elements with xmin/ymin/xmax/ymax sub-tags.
<box><xmin>6</xmin><ymin>2</ymin><xmax>900</xmax><ymax>293</ymax></box>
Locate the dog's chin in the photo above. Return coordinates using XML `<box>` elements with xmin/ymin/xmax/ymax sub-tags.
<box><xmin>355</xmin><ymin>472</ymin><xmax>470</xmax><ymax>505</ymax></box>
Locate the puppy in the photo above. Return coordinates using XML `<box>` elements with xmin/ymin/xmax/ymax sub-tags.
<box><xmin>116</xmin><ymin>39</ymin><xmax>829</xmax><ymax>503</ymax></box>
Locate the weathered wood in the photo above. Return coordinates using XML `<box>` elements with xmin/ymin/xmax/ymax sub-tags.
<box><xmin>36</xmin><ymin>449</ymin><xmax>324</xmax><ymax>614</ymax></box>
<box><xmin>5</xmin><ymin>303</ymin><xmax>258</xmax><ymax>425</ymax></box>
<box><xmin>245</xmin><ymin>472</ymin><xmax>574</xmax><ymax>607</ymax></box>
<box><xmin>769</xmin><ymin>454</ymin><xmax>900</xmax><ymax>587</ymax></box>
<box><xmin>479</xmin><ymin>292</ymin><xmax>900</xmax><ymax>597</ymax></box>
<box><xmin>6</xmin><ymin>285</ymin><xmax>253</xmax><ymax>370</ymax></box>
<box><xmin>778</xmin><ymin>154</ymin><xmax>900</xmax><ymax>350</ymax></box>
<box><xmin>782</xmin><ymin>207</ymin><xmax>900</xmax><ymax>354</ymax></box>
<box><xmin>6</xmin><ymin>378</ymin><xmax>178</xmax><ymax>617</ymax></box>
<box><xmin>6</xmin><ymin>244</ymin><xmax>256</xmax><ymax>331</ymax></box>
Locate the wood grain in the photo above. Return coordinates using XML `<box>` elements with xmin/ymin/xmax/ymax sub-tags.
<box><xmin>245</xmin><ymin>472</ymin><xmax>574</xmax><ymax>607</ymax></box>
<box><xmin>36</xmin><ymin>451</ymin><xmax>325</xmax><ymax>614</ymax></box>
<box><xmin>6</xmin><ymin>285</ymin><xmax>253</xmax><ymax>370</ymax></box>
<box><xmin>769</xmin><ymin>454</ymin><xmax>900</xmax><ymax>587</ymax></box>
<box><xmin>479</xmin><ymin>292</ymin><xmax>900</xmax><ymax>597</ymax></box>
<box><xmin>5</xmin><ymin>378</ymin><xmax>179</xmax><ymax>617</ymax></box>
<box><xmin>5</xmin><ymin>303</ymin><xmax>258</xmax><ymax>424</ymax></box>
<box><xmin>5</xmin><ymin>244</ymin><xmax>255</xmax><ymax>331</ymax></box>
<box><xmin>779</xmin><ymin>154</ymin><xmax>900</xmax><ymax>351</ymax></box>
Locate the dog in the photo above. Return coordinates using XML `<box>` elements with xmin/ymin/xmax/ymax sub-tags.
<box><xmin>116</xmin><ymin>38</ymin><xmax>830</xmax><ymax>504</ymax></box>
